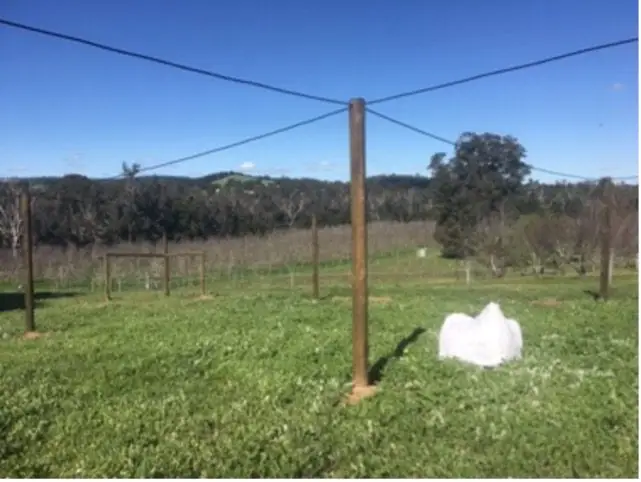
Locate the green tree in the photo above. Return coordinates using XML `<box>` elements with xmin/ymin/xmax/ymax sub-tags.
<box><xmin>428</xmin><ymin>132</ymin><xmax>531</xmax><ymax>259</ymax></box>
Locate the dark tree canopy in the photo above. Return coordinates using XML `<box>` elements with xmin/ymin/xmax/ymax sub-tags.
<box><xmin>0</xmin><ymin>131</ymin><xmax>636</xmax><ymax>276</ymax></box>
<box><xmin>428</xmin><ymin>132</ymin><xmax>531</xmax><ymax>258</ymax></box>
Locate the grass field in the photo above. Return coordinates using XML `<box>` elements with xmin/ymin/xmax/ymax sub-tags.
<box><xmin>0</xmin><ymin>261</ymin><xmax>638</xmax><ymax>477</ymax></box>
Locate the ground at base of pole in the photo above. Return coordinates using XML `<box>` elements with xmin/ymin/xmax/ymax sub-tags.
<box><xmin>23</xmin><ymin>331</ymin><xmax>46</xmax><ymax>340</ymax></box>
<box><xmin>345</xmin><ymin>384</ymin><xmax>377</xmax><ymax>405</ymax></box>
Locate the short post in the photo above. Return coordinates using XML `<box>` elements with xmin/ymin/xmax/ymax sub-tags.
<box><xmin>348</xmin><ymin>98</ymin><xmax>371</xmax><ymax>401</ymax></box>
<box><xmin>311</xmin><ymin>215</ymin><xmax>320</xmax><ymax>299</ymax></box>
<box><xmin>104</xmin><ymin>254</ymin><xmax>111</xmax><ymax>301</ymax></box>
<box><xmin>200</xmin><ymin>252</ymin><xmax>207</xmax><ymax>296</ymax></box>
<box><xmin>163</xmin><ymin>232</ymin><xmax>170</xmax><ymax>297</ymax></box>
<box><xmin>21</xmin><ymin>188</ymin><xmax>35</xmax><ymax>333</ymax></box>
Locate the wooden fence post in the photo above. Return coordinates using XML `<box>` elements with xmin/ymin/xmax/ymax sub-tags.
<box><xmin>104</xmin><ymin>254</ymin><xmax>111</xmax><ymax>301</ymax></box>
<box><xmin>599</xmin><ymin>187</ymin><xmax>613</xmax><ymax>301</ymax></box>
<box><xmin>311</xmin><ymin>215</ymin><xmax>320</xmax><ymax>299</ymax></box>
<box><xmin>163</xmin><ymin>232</ymin><xmax>170</xmax><ymax>297</ymax></box>
<box><xmin>200</xmin><ymin>252</ymin><xmax>207</xmax><ymax>296</ymax></box>
<box><xmin>21</xmin><ymin>188</ymin><xmax>35</xmax><ymax>332</ymax></box>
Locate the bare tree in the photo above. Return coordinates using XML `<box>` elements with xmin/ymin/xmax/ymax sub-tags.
<box><xmin>367</xmin><ymin>192</ymin><xmax>385</xmax><ymax>221</ymax></box>
<box><xmin>612</xmin><ymin>210</ymin><xmax>638</xmax><ymax>259</ymax></box>
<box><xmin>610</xmin><ymin>188</ymin><xmax>639</xmax><ymax>260</ymax></box>
<box><xmin>278</xmin><ymin>190</ymin><xmax>307</xmax><ymax>227</ymax></box>
<box><xmin>121</xmin><ymin>162</ymin><xmax>141</xmax><ymax>243</ymax></box>
<box><xmin>0</xmin><ymin>181</ymin><xmax>26</xmax><ymax>258</ymax></box>
<box><xmin>327</xmin><ymin>185</ymin><xmax>349</xmax><ymax>212</ymax></box>
<box><xmin>402</xmin><ymin>188</ymin><xmax>427</xmax><ymax>222</ymax></box>
<box><xmin>500</xmin><ymin>214</ymin><xmax>575</xmax><ymax>276</ymax></box>
<box><xmin>74</xmin><ymin>198</ymin><xmax>110</xmax><ymax>244</ymax></box>
<box><xmin>473</xmin><ymin>212</ymin><xmax>508</xmax><ymax>277</ymax></box>
<box><xmin>238</xmin><ymin>189</ymin><xmax>275</xmax><ymax>231</ymax></box>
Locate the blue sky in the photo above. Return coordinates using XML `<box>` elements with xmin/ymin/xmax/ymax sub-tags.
<box><xmin>1</xmin><ymin>0</ymin><xmax>638</xmax><ymax>182</ymax></box>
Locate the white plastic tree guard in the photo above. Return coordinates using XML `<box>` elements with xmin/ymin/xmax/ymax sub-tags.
<box><xmin>438</xmin><ymin>302</ymin><xmax>523</xmax><ymax>368</ymax></box>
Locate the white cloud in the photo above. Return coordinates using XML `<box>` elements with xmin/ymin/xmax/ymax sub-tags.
<box><xmin>611</xmin><ymin>82</ymin><xmax>625</xmax><ymax>91</ymax></box>
<box><xmin>239</xmin><ymin>161</ymin><xmax>256</xmax><ymax>172</ymax></box>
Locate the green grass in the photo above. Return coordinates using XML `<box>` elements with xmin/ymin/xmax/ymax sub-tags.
<box><xmin>0</xmin><ymin>275</ymin><xmax>638</xmax><ymax>477</ymax></box>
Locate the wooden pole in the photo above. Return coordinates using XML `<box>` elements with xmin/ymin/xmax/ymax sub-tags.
<box><xmin>200</xmin><ymin>252</ymin><xmax>206</xmax><ymax>296</ymax></box>
<box><xmin>104</xmin><ymin>254</ymin><xmax>111</xmax><ymax>301</ymax></box>
<box><xmin>349</xmin><ymin>98</ymin><xmax>370</xmax><ymax>391</ymax></box>
<box><xmin>163</xmin><ymin>232</ymin><xmax>170</xmax><ymax>297</ymax></box>
<box><xmin>599</xmin><ymin>185</ymin><xmax>612</xmax><ymax>301</ymax></box>
<box><xmin>21</xmin><ymin>188</ymin><xmax>35</xmax><ymax>332</ymax></box>
<box><xmin>311</xmin><ymin>215</ymin><xmax>320</xmax><ymax>299</ymax></box>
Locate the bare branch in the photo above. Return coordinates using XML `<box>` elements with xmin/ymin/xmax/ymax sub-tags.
<box><xmin>0</xmin><ymin>181</ymin><xmax>27</xmax><ymax>258</ymax></box>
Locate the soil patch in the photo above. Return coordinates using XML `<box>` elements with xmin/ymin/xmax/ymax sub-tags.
<box><xmin>531</xmin><ymin>298</ymin><xmax>563</xmax><ymax>307</ymax></box>
<box><xmin>345</xmin><ymin>385</ymin><xmax>378</xmax><ymax>405</ymax></box>
<box><xmin>332</xmin><ymin>296</ymin><xmax>392</xmax><ymax>305</ymax></box>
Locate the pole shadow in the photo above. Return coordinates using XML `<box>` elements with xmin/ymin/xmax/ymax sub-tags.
<box><xmin>583</xmin><ymin>289</ymin><xmax>602</xmax><ymax>301</ymax></box>
<box><xmin>0</xmin><ymin>292</ymin><xmax>80</xmax><ymax>312</ymax></box>
<box><xmin>368</xmin><ymin>327</ymin><xmax>426</xmax><ymax>385</ymax></box>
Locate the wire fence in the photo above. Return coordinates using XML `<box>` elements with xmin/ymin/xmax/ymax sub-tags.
<box><xmin>1</xmin><ymin>18</ymin><xmax>638</xmax><ymax>318</ymax></box>
<box><xmin>0</xmin><ymin>220</ymin><xmax>427</xmax><ymax>294</ymax></box>
<box><xmin>0</xmin><ymin>208</ymin><xmax>636</xmax><ymax>300</ymax></box>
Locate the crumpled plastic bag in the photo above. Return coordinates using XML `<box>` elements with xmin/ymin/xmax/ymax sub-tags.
<box><xmin>438</xmin><ymin>302</ymin><xmax>523</xmax><ymax>368</ymax></box>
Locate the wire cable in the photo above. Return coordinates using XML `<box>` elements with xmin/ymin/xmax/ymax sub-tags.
<box><xmin>0</xmin><ymin>18</ymin><xmax>347</xmax><ymax>107</ymax></box>
<box><xmin>368</xmin><ymin>37</ymin><xmax>638</xmax><ymax>106</ymax></box>
<box><xmin>366</xmin><ymin>108</ymin><xmax>638</xmax><ymax>182</ymax></box>
<box><xmin>111</xmin><ymin>107</ymin><xmax>347</xmax><ymax>178</ymax></box>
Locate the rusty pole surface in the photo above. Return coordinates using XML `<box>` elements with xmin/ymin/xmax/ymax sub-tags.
<box><xmin>163</xmin><ymin>232</ymin><xmax>170</xmax><ymax>297</ymax></box>
<box><xmin>104</xmin><ymin>254</ymin><xmax>111</xmax><ymax>301</ymax></box>
<box><xmin>599</xmin><ymin>185</ymin><xmax>613</xmax><ymax>301</ymax></box>
<box><xmin>349</xmin><ymin>98</ymin><xmax>369</xmax><ymax>388</ymax></box>
<box><xmin>311</xmin><ymin>215</ymin><xmax>320</xmax><ymax>299</ymax></box>
<box><xmin>21</xmin><ymin>188</ymin><xmax>36</xmax><ymax>332</ymax></box>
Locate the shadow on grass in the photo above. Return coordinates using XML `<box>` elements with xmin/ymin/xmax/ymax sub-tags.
<box><xmin>582</xmin><ymin>286</ymin><xmax>638</xmax><ymax>302</ymax></box>
<box><xmin>583</xmin><ymin>289</ymin><xmax>602</xmax><ymax>301</ymax></box>
<box><xmin>0</xmin><ymin>291</ymin><xmax>81</xmax><ymax>312</ymax></box>
<box><xmin>368</xmin><ymin>327</ymin><xmax>426</xmax><ymax>385</ymax></box>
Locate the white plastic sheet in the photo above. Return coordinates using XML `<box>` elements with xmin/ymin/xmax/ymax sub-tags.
<box><xmin>438</xmin><ymin>302</ymin><xmax>523</xmax><ymax>368</ymax></box>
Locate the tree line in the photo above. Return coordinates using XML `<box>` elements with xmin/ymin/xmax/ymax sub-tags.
<box><xmin>0</xmin><ymin>132</ymin><xmax>637</xmax><ymax>274</ymax></box>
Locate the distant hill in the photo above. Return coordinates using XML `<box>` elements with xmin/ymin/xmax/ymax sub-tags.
<box><xmin>209</xmin><ymin>173</ymin><xmax>275</xmax><ymax>187</ymax></box>
<box><xmin>5</xmin><ymin>171</ymin><xmax>434</xmax><ymax>191</ymax></box>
